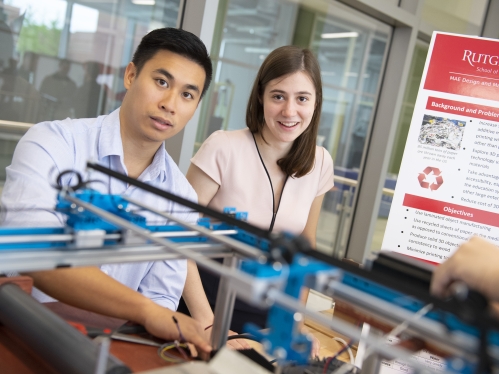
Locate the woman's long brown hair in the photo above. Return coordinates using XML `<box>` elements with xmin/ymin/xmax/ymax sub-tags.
<box><xmin>246</xmin><ymin>46</ymin><xmax>323</xmax><ymax>178</ymax></box>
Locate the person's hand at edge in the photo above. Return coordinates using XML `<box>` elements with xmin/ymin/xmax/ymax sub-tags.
<box><xmin>431</xmin><ymin>236</ymin><xmax>499</xmax><ymax>301</ymax></box>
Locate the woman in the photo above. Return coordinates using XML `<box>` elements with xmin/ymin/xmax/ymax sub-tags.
<box><xmin>181</xmin><ymin>46</ymin><xmax>334</xmax><ymax>339</ymax></box>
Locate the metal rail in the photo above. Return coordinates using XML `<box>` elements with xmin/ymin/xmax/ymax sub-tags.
<box><xmin>124</xmin><ymin>196</ymin><xmax>264</xmax><ymax>260</ymax></box>
<box><xmin>0</xmin><ymin>189</ymin><xmax>482</xmax><ymax>371</ymax></box>
<box><xmin>61</xmin><ymin>193</ymin><xmax>452</xmax><ymax>372</ymax></box>
<box><xmin>0</xmin><ymin>243</ymin><xmax>231</xmax><ymax>274</ymax></box>
<box><xmin>0</xmin><ymin>229</ymin><xmax>238</xmax><ymax>245</ymax></box>
<box><xmin>328</xmin><ymin>280</ymin><xmax>477</xmax><ymax>356</ymax></box>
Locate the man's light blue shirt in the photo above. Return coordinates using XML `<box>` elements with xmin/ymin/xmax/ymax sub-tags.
<box><xmin>1</xmin><ymin>108</ymin><xmax>197</xmax><ymax>311</ymax></box>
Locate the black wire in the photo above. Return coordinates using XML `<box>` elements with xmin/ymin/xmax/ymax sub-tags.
<box><xmin>53</xmin><ymin>169</ymin><xmax>109</xmax><ymax>193</ymax></box>
<box><xmin>53</xmin><ymin>170</ymin><xmax>83</xmax><ymax>191</ymax></box>
<box><xmin>104</xmin><ymin>158</ymin><xmax>195</xmax><ymax>222</ymax></box>
<box><xmin>227</xmin><ymin>333</ymin><xmax>259</xmax><ymax>342</ymax></box>
<box><xmin>323</xmin><ymin>342</ymin><xmax>353</xmax><ymax>372</ymax></box>
<box><xmin>86</xmin><ymin>161</ymin><xmax>271</xmax><ymax>239</ymax></box>
<box><xmin>226</xmin><ymin>334</ymin><xmax>277</xmax><ymax>368</ymax></box>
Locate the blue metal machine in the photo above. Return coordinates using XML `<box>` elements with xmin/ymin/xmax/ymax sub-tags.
<box><xmin>1</xmin><ymin>164</ymin><xmax>498</xmax><ymax>374</ymax></box>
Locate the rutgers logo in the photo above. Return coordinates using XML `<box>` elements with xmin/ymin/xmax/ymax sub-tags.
<box><xmin>418</xmin><ymin>167</ymin><xmax>443</xmax><ymax>191</ymax></box>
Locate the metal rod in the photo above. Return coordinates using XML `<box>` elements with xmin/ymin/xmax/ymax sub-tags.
<box><xmin>0</xmin><ymin>244</ymin><xmax>231</xmax><ymax>274</ymax></box>
<box><xmin>0</xmin><ymin>283</ymin><xmax>130</xmax><ymax>374</ymax></box>
<box><xmin>334</xmin><ymin>189</ymin><xmax>353</xmax><ymax>259</ymax></box>
<box><xmin>151</xmin><ymin>230</ymin><xmax>238</xmax><ymax>238</ymax></box>
<box><xmin>59</xmin><ymin>193</ymin><xmax>470</xmax><ymax>368</ymax></box>
<box><xmin>0</xmin><ymin>234</ymin><xmax>74</xmax><ymax>244</ymax></box>
<box><xmin>94</xmin><ymin>337</ymin><xmax>111</xmax><ymax>374</ymax></box>
<box><xmin>265</xmin><ymin>288</ymin><xmax>442</xmax><ymax>374</ymax></box>
<box><xmin>124</xmin><ymin>196</ymin><xmax>264</xmax><ymax>260</ymax></box>
<box><xmin>86</xmin><ymin>161</ymin><xmax>271</xmax><ymax>239</ymax></box>
<box><xmin>62</xmin><ymin>194</ymin><xmax>256</xmax><ymax>287</ymax></box>
<box><xmin>211</xmin><ymin>255</ymin><xmax>239</xmax><ymax>349</ymax></box>
<box><xmin>329</xmin><ymin>281</ymin><xmax>477</xmax><ymax>355</ymax></box>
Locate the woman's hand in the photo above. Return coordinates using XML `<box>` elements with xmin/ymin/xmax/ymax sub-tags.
<box><xmin>301</xmin><ymin>326</ymin><xmax>321</xmax><ymax>358</ymax></box>
<box><xmin>203</xmin><ymin>325</ymin><xmax>251</xmax><ymax>350</ymax></box>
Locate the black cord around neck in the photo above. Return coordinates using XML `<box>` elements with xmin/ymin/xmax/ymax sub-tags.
<box><xmin>251</xmin><ymin>133</ymin><xmax>288</xmax><ymax>233</ymax></box>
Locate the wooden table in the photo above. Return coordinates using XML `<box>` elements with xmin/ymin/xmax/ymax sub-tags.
<box><xmin>1</xmin><ymin>303</ymin><xmax>359</xmax><ymax>373</ymax></box>
<box><xmin>0</xmin><ymin>300</ymin><xmax>177</xmax><ymax>373</ymax></box>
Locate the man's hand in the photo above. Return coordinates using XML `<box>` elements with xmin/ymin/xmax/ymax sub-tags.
<box><xmin>140</xmin><ymin>302</ymin><xmax>212</xmax><ymax>360</ymax></box>
<box><xmin>431</xmin><ymin>236</ymin><xmax>499</xmax><ymax>301</ymax></box>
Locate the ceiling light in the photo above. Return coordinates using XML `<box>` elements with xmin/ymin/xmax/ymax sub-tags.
<box><xmin>321</xmin><ymin>32</ymin><xmax>359</xmax><ymax>39</ymax></box>
<box><xmin>244</xmin><ymin>47</ymin><xmax>271</xmax><ymax>54</ymax></box>
<box><xmin>132</xmin><ymin>0</ymin><xmax>155</xmax><ymax>5</ymax></box>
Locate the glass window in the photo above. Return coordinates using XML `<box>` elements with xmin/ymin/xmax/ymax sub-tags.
<box><xmin>0</xmin><ymin>0</ymin><xmax>181</xmax><ymax>184</ymax></box>
<box><xmin>195</xmin><ymin>0</ymin><xmax>391</xmax><ymax>255</ymax></box>
<box><xmin>370</xmin><ymin>40</ymin><xmax>429</xmax><ymax>252</ymax></box>
<box><xmin>421</xmin><ymin>0</ymin><xmax>488</xmax><ymax>35</ymax></box>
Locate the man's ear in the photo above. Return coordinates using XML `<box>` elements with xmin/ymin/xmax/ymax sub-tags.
<box><xmin>123</xmin><ymin>62</ymin><xmax>137</xmax><ymax>90</ymax></box>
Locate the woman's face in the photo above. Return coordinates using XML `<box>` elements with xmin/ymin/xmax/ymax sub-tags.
<box><xmin>261</xmin><ymin>71</ymin><xmax>316</xmax><ymax>146</ymax></box>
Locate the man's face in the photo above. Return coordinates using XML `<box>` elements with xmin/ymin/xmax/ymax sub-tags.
<box><xmin>121</xmin><ymin>50</ymin><xmax>206</xmax><ymax>144</ymax></box>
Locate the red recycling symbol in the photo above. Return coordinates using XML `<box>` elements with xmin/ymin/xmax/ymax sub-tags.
<box><xmin>418</xmin><ymin>167</ymin><xmax>443</xmax><ymax>191</ymax></box>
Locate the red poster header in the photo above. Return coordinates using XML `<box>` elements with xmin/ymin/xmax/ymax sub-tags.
<box><xmin>424</xmin><ymin>34</ymin><xmax>499</xmax><ymax>100</ymax></box>
<box><xmin>403</xmin><ymin>194</ymin><xmax>499</xmax><ymax>228</ymax></box>
<box><xmin>426</xmin><ymin>96</ymin><xmax>499</xmax><ymax>120</ymax></box>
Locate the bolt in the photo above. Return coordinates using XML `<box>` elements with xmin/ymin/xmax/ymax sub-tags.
<box><xmin>262</xmin><ymin>339</ymin><xmax>271</xmax><ymax>351</ymax></box>
<box><xmin>273</xmin><ymin>347</ymin><xmax>287</xmax><ymax>360</ymax></box>
<box><xmin>298</xmin><ymin>257</ymin><xmax>309</xmax><ymax>266</ymax></box>
<box><xmin>450</xmin><ymin>358</ymin><xmax>464</xmax><ymax>371</ymax></box>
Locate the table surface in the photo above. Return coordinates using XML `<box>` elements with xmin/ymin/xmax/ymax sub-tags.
<box><xmin>0</xmin><ymin>301</ymin><xmax>357</xmax><ymax>373</ymax></box>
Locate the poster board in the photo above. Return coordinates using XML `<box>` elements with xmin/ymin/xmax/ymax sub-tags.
<box><xmin>382</xmin><ymin>32</ymin><xmax>499</xmax><ymax>263</ymax></box>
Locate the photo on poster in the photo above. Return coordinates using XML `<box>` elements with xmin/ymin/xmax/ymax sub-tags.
<box><xmin>418</xmin><ymin>114</ymin><xmax>466</xmax><ymax>150</ymax></box>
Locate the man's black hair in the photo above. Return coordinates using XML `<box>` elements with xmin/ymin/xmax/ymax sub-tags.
<box><xmin>132</xmin><ymin>27</ymin><xmax>213</xmax><ymax>98</ymax></box>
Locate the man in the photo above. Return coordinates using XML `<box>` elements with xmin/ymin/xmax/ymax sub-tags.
<box><xmin>1</xmin><ymin>28</ymin><xmax>217</xmax><ymax>354</ymax></box>
<box><xmin>40</xmin><ymin>59</ymin><xmax>77</xmax><ymax>119</ymax></box>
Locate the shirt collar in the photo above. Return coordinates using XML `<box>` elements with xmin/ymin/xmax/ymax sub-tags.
<box><xmin>98</xmin><ymin>107</ymin><xmax>123</xmax><ymax>160</ymax></box>
<box><xmin>98</xmin><ymin>107</ymin><xmax>168</xmax><ymax>183</ymax></box>
<box><xmin>143</xmin><ymin>144</ymin><xmax>168</xmax><ymax>183</ymax></box>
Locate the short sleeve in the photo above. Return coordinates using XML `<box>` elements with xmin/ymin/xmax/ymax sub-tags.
<box><xmin>191</xmin><ymin>130</ymin><xmax>230</xmax><ymax>185</ymax></box>
<box><xmin>317</xmin><ymin>147</ymin><xmax>335</xmax><ymax>196</ymax></box>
